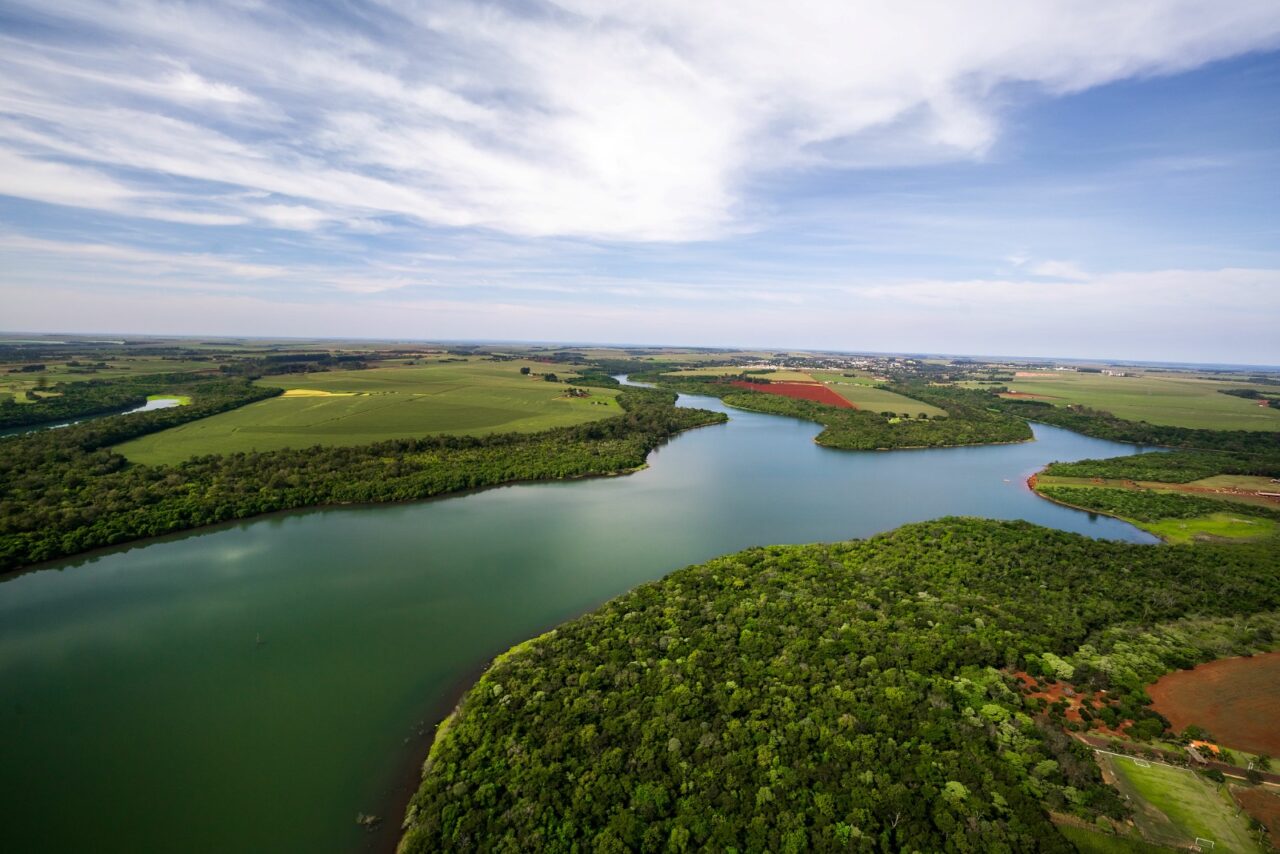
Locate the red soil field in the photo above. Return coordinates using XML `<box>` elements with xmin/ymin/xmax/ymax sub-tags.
<box><xmin>729</xmin><ymin>380</ymin><xmax>853</xmax><ymax>409</ymax></box>
<box><xmin>1233</xmin><ymin>788</ymin><xmax>1280</xmax><ymax>846</ymax></box>
<box><xmin>1147</xmin><ymin>651</ymin><xmax>1280</xmax><ymax>756</ymax></box>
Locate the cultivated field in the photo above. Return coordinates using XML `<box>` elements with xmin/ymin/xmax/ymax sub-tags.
<box><xmin>117</xmin><ymin>359</ymin><xmax>621</xmax><ymax>465</ymax></box>
<box><xmin>0</xmin><ymin>356</ymin><xmax>216</xmax><ymax>403</ymax></box>
<box><xmin>671</xmin><ymin>368</ymin><xmax>948</xmax><ymax>417</ymax></box>
<box><xmin>1232</xmin><ymin>788</ymin><xmax>1280</xmax><ymax>849</ymax></box>
<box><xmin>1100</xmin><ymin>753</ymin><xmax>1262</xmax><ymax>852</ymax></box>
<box><xmin>1147</xmin><ymin>652</ymin><xmax>1280</xmax><ymax>756</ymax></box>
<box><xmin>973</xmin><ymin>371</ymin><xmax>1280</xmax><ymax>431</ymax></box>
<box><xmin>728</xmin><ymin>379</ymin><xmax>853</xmax><ymax>408</ymax></box>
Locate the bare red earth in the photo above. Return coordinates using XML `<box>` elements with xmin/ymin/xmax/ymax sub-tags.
<box><xmin>729</xmin><ymin>380</ymin><xmax>854</xmax><ymax>409</ymax></box>
<box><xmin>1147</xmin><ymin>651</ymin><xmax>1280</xmax><ymax>756</ymax></box>
<box><xmin>1233</xmin><ymin>788</ymin><xmax>1280</xmax><ymax>847</ymax></box>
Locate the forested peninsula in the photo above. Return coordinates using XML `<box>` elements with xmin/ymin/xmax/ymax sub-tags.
<box><xmin>0</xmin><ymin>385</ymin><xmax>724</xmax><ymax>572</ymax></box>
<box><xmin>641</xmin><ymin>372</ymin><xmax>1033</xmax><ymax>450</ymax></box>
<box><xmin>399</xmin><ymin>518</ymin><xmax>1279</xmax><ymax>852</ymax></box>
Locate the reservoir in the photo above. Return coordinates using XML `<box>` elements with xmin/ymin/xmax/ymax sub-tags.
<box><xmin>0</xmin><ymin>386</ymin><xmax>1156</xmax><ymax>853</ymax></box>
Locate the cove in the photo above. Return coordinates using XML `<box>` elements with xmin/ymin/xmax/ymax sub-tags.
<box><xmin>0</xmin><ymin>387</ymin><xmax>1157</xmax><ymax>853</ymax></box>
<box><xmin>0</xmin><ymin>396</ymin><xmax>184</xmax><ymax>439</ymax></box>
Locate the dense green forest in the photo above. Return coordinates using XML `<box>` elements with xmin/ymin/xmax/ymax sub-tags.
<box><xmin>642</xmin><ymin>373</ymin><xmax>1033</xmax><ymax>449</ymax></box>
<box><xmin>1035</xmin><ymin>485</ymin><xmax>1280</xmax><ymax>523</ymax></box>
<box><xmin>400</xmin><ymin>519</ymin><xmax>1279</xmax><ymax>853</ymax></box>
<box><xmin>1042</xmin><ymin>449</ymin><xmax>1280</xmax><ymax>483</ymax></box>
<box><xmin>0</xmin><ymin>386</ymin><xmax>723</xmax><ymax>571</ymax></box>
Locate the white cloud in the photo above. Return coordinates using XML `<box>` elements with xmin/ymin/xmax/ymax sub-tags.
<box><xmin>1</xmin><ymin>0</ymin><xmax>1278</xmax><ymax>240</ymax></box>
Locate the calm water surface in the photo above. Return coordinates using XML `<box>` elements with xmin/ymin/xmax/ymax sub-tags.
<box><xmin>0</xmin><ymin>387</ymin><xmax>1156</xmax><ymax>853</ymax></box>
<box><xmin>0</xmin><ymin>396</ymin><xmax>183</xmax><ymax>438</ymax></box>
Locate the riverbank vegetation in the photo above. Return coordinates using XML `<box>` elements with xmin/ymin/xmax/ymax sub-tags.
<box><xmin>0</xmin><ymin>387</ymin><xmax>724</xmax><ymax>572</ymax></box>
<box><xmin>644</xmin><ymin>371</ymin><xmax>1033</xmax><ymax>449</ymax></box>
<box><xmin>399</xmin><ymin>519</ymin><xmax>1279</xmax><ymax>853</ymax></box>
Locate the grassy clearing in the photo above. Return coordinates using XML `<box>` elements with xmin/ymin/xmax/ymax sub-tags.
<box><xmin>116</xmin><ymin>359</ymin><xmax>621</xmax><ymax>465</ymax></box>
<box><xmin>826</xmin><ymin>383</ymin><xmax>948</xmax><ymax>417</ymax></box>
<box><xmin>1057</xmin><ymin>823</ymin><xmax>1177</xmax><ymax>853</ymax></box>
<box><xmin>1141</xmin><ymin>513</ymin><xmax>1277</xmax><ymax>544</ymax></box>
<box><xmin>0</xmin><ymin>356</ymin><xmax>215</xmax><ymax>400</ymax></box>
<box><xmin>1102</xmin><ymin>753</ymin><xmax>1262</xmax><ymax>853</ymax></box>
<box><xmin>968</xmin><ymin>372</ymin><xmax>1280</xmax><ymax>431</ymax></box>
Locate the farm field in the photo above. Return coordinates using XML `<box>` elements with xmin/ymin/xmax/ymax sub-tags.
<box><xmin>972</xmin><ymin>371</ymin><xmax>1280</xmax><ymax>430</ymax></box>
<box><xmin>670</xmin><ymin>367</ymin><xmax>948</xmax><ymax>416</ymax></box>
<box><xmin>1147</xmin><ymin>652</ymin><xmax>1280</xmax><ymax>757</ymax></box>
<box><xmin>116</xmin><ymin>359</ymin><xmax>621</xmax><ymax>465</ymax></box>
<box><xmin>1100</xmin><ymin>753</ymin><xmax>1262</xmax><ymax>852</ymax></box>
<box><xmin>1232</xmin><ymin>788</ymin><xmax>1280</xmax><ymax>849</ymax></box>
<box><xmin>0</xmin><ymin>356</ymin><xmax>216</xmax><ymax>403</ymax></box>
<box><xmin>728</xmin><ymin>379</ymin><xmax>852</xmax><ymax>408</ymax></box>
<box><xmin>826</xmin><ymin>383</ymin><xmax>948</xmax><ymax>417</ymax></box>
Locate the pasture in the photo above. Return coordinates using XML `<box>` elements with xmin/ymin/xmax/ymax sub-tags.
<box><xmin>1101</xmin><ymin>753</ymin><xmax>1262</xmax><ymax>852</ymax></box>
<box><xmin>1141</xmin><ymin>513</ymin><xmax>1278</xmax><ymax>544</ymax></box>
<box><xmin>977</xmin><ymin>371</ymin><xmax>1280</xmax><ymax>431</ymax></box>
<box><xmin>0</xmin><ymin>355</ymin><xmax>215</xmax><ymax>404</ymax></box>
<box><xmin>117</xmin><ymin>359</ymin><xmax>621</xmax><ymax>465</ymax></box>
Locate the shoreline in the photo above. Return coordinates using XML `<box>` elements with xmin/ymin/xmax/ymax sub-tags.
<box><xmin>1025</xmin><ymin>472</ymin><xmax>1168</xmax><ymax>543</ymax></box>
<box><xmin>1</xmin><ymin>416</ymin><xmax>728</xmax><ymax>581</ymax></box>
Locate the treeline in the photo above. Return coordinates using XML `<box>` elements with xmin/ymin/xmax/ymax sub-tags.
<box><xmin>399</xmin><ymin>519</ymin><xmax>1280</xmax><ymax>853</ymax></box>
<box><xmin>1036</xmin><ymin>485</ymin><xmax>1280</xmax><ymax>523</ymax></box>
<box><xmin>1043</xmin><ymin>450</ymin><xmax>1280</xmax><ymax>483</ymax></box>
<box><xmin>0</xmin><ymin>371</ymin><xmax>216</xmax><ymax>429</ymax></box>
<box><xmin>993</xmin><ymin>398</ymin><xmax>1280</xmax><ymax>455</ymax></box>
<box><xmin>644</xmin><ymin>372</ymin><xmax>1033</xmax><ymax>449</ymax></box>
<box><xmin>0</xmin><ymin>387</ymin><xmax>723</xmax><ymax>572</ymax></box>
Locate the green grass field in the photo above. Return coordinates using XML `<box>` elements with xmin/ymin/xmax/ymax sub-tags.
<box><xmin>977</xmin><ymin>372</ymin><xmax>1280</xmax><ymax>431</ymax></box>
<box><xmin>0</xmin><ymin>356</ymin><xmax>217</xmax><ymax>403</ymax></box>
<box><xmin>1057</xmin><ymin>823</ymin><xmax>1177</xmax><ymax>853</ymax></box>
<box><xmin>1101</xmin><ymin>754</ymin><xmax>1262</xmax><ymax>852</ymax></box>
<box><xmin>1140</xmin><ymin>513</ymin><xmax>1278</xmax><ymax>545</ymax></box>
<box><xmin>824</xmin><ymin>383</ymin><xmax>948</xmax><ymax>417</ymax></box>
<box><xmin>117</xmin><ymin>359</ymin><xmax>622</xmax><ymax>465</ymax></box>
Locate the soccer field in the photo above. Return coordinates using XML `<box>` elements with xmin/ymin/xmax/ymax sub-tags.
<box><xmin>1101</xmin><ymin>753</ymin><xmax>1262</xmax><ymax>853</ymax></box>
<box><xmin>116</xmin><ymin>359</ymin><xmax>621</xmax><ymax>465</ymax></box>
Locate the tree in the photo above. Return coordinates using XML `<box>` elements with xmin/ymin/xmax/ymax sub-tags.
<box><xmin>520</xmin><ymin>367</ymin><xmax>531</xmax><ymax>375</ymax></box>
<box><xmin>544</xmin><ymin>373</ymin><xmax>558</xmax><ymax>382</ymax></box>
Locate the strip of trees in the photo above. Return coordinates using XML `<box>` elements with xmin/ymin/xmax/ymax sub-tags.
<box><xmin>0</xmin><ymin>385</ymin><xmax>724</xmax><ymax>572</ymax></box>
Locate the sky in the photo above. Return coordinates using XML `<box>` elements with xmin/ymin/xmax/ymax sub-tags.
<box><xmin>2</xmin><ymin>1</ymin><xmax>1279</xmax><ymax>364</ymax></box>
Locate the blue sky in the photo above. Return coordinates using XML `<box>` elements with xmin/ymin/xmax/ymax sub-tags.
<box><xmin>2</xmin><ymin>1</ymin><xmax>1279</xmax><ymax>363</ymax></box>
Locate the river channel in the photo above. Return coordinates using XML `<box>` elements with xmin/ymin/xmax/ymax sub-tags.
<box><xmin>0</xmin><ymin>385</ymin><xmax>1156</xmax><ymax>852</ymax></box>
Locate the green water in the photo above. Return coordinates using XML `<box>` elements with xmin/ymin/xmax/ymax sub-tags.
<box><xmin>0</xmin><ymin>388</ymin><xmax>1156</xmax><ymax>853</ymax></box>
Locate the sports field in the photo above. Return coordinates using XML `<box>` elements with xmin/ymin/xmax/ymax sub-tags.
<box><xmin>977</xmin><ymin>372</ymin><xmax>1280</xmax><ymax>431</ymax></box>
<box><xmin>116</xmin><ymin>359</ymin><xmax>621</xmax><ymax>465</ymax></box>
<box><xmin>1100</xmin><ymin>753</ymin><xmax>1262</xmax><ymax>852</ymax></box>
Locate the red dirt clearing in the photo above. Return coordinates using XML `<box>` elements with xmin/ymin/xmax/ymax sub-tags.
<box><xmin>1147</xmin><ymin>651</ymin><xmax>1280</xmax><ymax>756</ymax></box>
<box><xmin>729</xmin><ymin>380</ymin><xmax>854</xmax><ymax>409</ymax></box>
<box><xmin>1233</xmin><ymin>788</ymin><xmax>1280</xmax><ymax>846</ymax></box>
<box><xmin>1000</xmin><ymin>391</ymin><xmax>1060</xmax><ymax>400</ymax></box>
